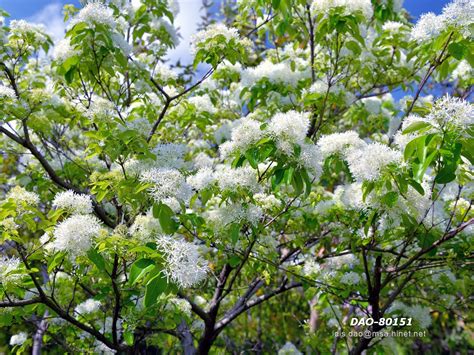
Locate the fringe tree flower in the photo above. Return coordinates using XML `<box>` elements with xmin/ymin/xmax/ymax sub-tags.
<box><xmin>317</xmin><ymin>131</ymin><xmax>366</xmax><ymax>158</ymax></box>
<box><xmin>9</xmin><ymin>332</ymin><xmax>28</xmax><ymax>346</ymax></box>
<box><xmin>346</xmin><ymin>143</ymin><xmax>402</xmax><ymax>181</ymax></box>
<box><xmin>0</xmin><ymin>85</ymin><xmax>16</xmax><ymax>98</ymax></box>
<box><xmin>52</xmin><ymin>190</ymin><xmax>93</xmax><ymax>215</ymax></box>
<box><xmin>75</xmin><ymin>299</ymin><xmax>101</xmax><ymax>315</ymax></box>
<box><xmin>50</xmin><ymin>215</ymin><xmax>101</xmax><ymax>258</ymax></box>
<box><xmin>156</xmin><ymin>235</ymin><xmax>208</xmax><ymax>288</ymax></box>
<box><xmin>69</xmin><ymin>2</ymin><xmax>116</xmax><ymax>29</ymax></box>
<box><xmin>267</xmin><ymin>111</ymin><xmax>310</xmax><ymax>155</ymax></box>
<box><xmin>311</xmin><ymin>0</ymin><xmax>373</xmax><ymax>19</ymax></box>
<box><xmin>6</xmin><ymin>186</ymin><xmax>40</xmax><ymax>207</ymax></box>
<box><xmin>0</xmin><ymin>256</ymin><xmax>22</xmax><ymax>285</ymax></box>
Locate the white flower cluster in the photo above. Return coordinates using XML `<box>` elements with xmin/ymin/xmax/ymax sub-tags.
<box><xmin>267</xmin><ymin>111</ymin><xmax>309</xmax><ymax>155</ymax></box>
<box><xmin>129</xmin><ymin>212</ymin><xmax>162</xmax><ymax>242</ymax></box>
<box><xmin>75</xmin><ymin>299</ymin><xmax>101</xmax><ymax>315</ymax></box>
<box><xmin>394</xmin><ymin>96</ymin><xmax>472</xmax><ymax>148</ymax></box>
<box><xmin>152</xmin><ymin>143</ymin><xmax>188</xmax><ymax>169</ymax></box>
<box><xmin>380</xmin><ymin>0</ymin><xmax>404</xmax><ymax>12</ymax></box>
<box><xmin>53</xmin><ymin>38</ymin><xmax>79</xmax><ymax>62</ymax></box>
<box><xmin>311</xmin><ymin>0</ymin><xmax>373</xmax><ymax>19</ymax></box>
<box><xmin>411</xmin><ymin>0</ymin><xmax>473</xmax><ymax>42</ymax></box>
<box><xmin>52</xmin><ymin>190</ymin><xmax>93</xmax><ymax>215</ymax></box>
<box><xmin>317</xmin><ymin>131</ymin><xmax>366</xmax><ymax>158</ymax></box>
<box><xmin>340</xmin><ymin>271</ymin><xmax>361</xmax><ymax>285</ymax></box>
<box><xmin>191</xmin><ymin>23</ymin><xmax>243</xmax><ymax>54</ymax></box>
<box><xmin>166</xmin><ymin>297</ymin><xmax>192</xmax><ymax>317</ymax></box>
<box><xmin>156</xmin><ymin>235</ymin><xmax>208</xmax><ymax>288</ymax></box>
<box><xmin>140</xmin><ymin>168</ymin><xmax>193</xmax><ymax>211</ymax></box>
<box><xmin>9</xmin><ymin>332</ymin><xmax>28</xmax><ymax>346</ymax></box>
<box><xmin>452</xmin><ymin>60</ymin><xmax>473</xmax><ymax>81</ymax></box>
<box><xmin>0</xmin><ymin>256</ymin><xmax>22</xmax><ymax>284</ymax></box>
<box><xmin>9</xmin><ymin>20</ymin><xmax>48</xmax><ymax>45</ymax></box>
<box><xmin>254</xmin><ymin>193</ymin><xmax>281</xmax><ymax>210</ymax></box>
<box><xmin>215</xmin><ymin>165</ymin><xmax>260</xmax><ymax>192</ymax></box>
<box><xmin>429</xmin><ymin>95</ymin><xmax>473</xmax><ymax>128</ymax></box>
<box><xmin>0</xmin><ymin>85</ymin><xmax>16</xmax><ymax>99</ymax></box>
<box><xmin>382</xmin><ymin>21</ymin><xmax>405</xmax><ymax>33</ymax></box>
<box><xmin>70</xmin><ymin>2</ymin><xmax>116</xmax><ymax>29</ymax></box>
<box><xmin>219</xmin><ymin>117</ymin><xmax>263</xmax><ymax>157</ymax></box>
<box><xmin>207</xmin><ymin>202</ymin><xmax>262</xmax><ymax>229</ymax></box>
<box><xmin>154</xmin><ymin>63</ymin><xmax>178</xmax><ymax>82</ymax></box>
<box><xmin>85</xmin><ymin>95</ymin><xmax>116</xmax><ymax>120</ymax></box>
<box><xmin>6</xmin><ymin>186</ymin><xmax>40</xmax><ymax>207</ymax></box>
<box><xmin>241</xmin><ymin>59</ymin><xmax>310</xmax><ymax>87</ymax></box>
<box><xmin>49</xmin><ymin>215</ymin><xmax>101</xmax><ymax>258</ymax></box>
<box><xmin>187</xmin><ymin>167</ymin><xmax>216</xmax><ymax>191</ymax></box>
<box><xmin>188</xmin><ymin>94</ymin><xmax>217</xmax><ymax>114</ymax></box>
<box><xmin>346</xmin><ymin>143</ymin><xmax>402</xmax><ymax>181</ymax></box>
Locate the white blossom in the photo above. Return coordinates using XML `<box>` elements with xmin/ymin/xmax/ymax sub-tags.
<box><xmin>129</xmin><ymin>211</ymin><xmax>161</xmax><ymax>242</ymax></box>
<box><xmin>156</xmin><ymin>235</ymin><xmax>208</xmax><ymax>288</ymax></box>
<box><xmin>166</xmin><ymin>297</ymin><xmax>192</xmax><ymax>316</ymax></box>
<box><xmin>214</xmin><ymin>165</ymin><xmax>259</xmax><ymax>192</ymax></box>
<box><xmin>70</xmin><ymin>2</ymin><xmax>116</xmax><ymax>28</ymax></box>
<box><xmin>191</xmin><ymin>23</ymin><xmax>241</xmax><ymax>54</ymax></box>
<box><xmin>52</xmin><ymin>190</ymin><xmax>93</xmax><ymax>215</ymax></box>
<box><xmin>311</xmin><ymin>0</ymin><xmax>373</xmax><ymax>19</ymax></box>
<box><xmin>140</xmin><ymin>168</ymin><xmax>193</xmax><ymax>207</ymax></box>
<box><xmin>53</xmin><ymin>38</ymin><xmax>78</xmax><ymax>62</ymax></box>
<box><xmin>346</xmin><ymin>143</ymin><xmax>402</xmax><ymax>181</ymax></box>
<box><xmin>0</xmin><ymin>256</ymin><xmax>22</xmax><ymax>284</ymax></box>
<box><xmin>241</xmin><ymin>59</ymin><xmax>310</xmax><ymax>87</ymax></box>
<box><xmin>152</xmin><ymin>143</ymin><xmax>188</xmax><ymax>169</ymax></box>
<box><xmin>9</xmin><ymin>20</ymin><xmax>48</xmax><ymax>44</ymax></box>
<box><xmin>254</xmin><ymin>193</ymin><xmax>281</xmax><ymax>210</ymax></box>
<box><xmin>452</xmin><ymin>60</ymin><xmax>473</xmax><ymax>81</ymax></box>
<box><xmin>187</xmin><ymin>167</ymin><xmax>216</xmax><ymax>191</ymax></box>
<box><xmin>6</xmin><ymin>186</ymin><xmax>40</xmax><ymax>206</ymax></box>
<box><xmin>219</xmin><ymin>117</ymin><xmax>264</xmax><ymax>157</ymax></box>
<box><xmin>188</xmin><ymin>94</ymin><xmax>217</xmax><ymax>114</ymax></box>
<box><xmin>298</xmin><ymin>143</ymin><xmax>323</xmax><ymax>177</ymax></box>
<box><xmin>154</xmin><ymin>63</ymin><xmax>178</xmax><ymax>81</ymax></box>
<box><xmin>75</xmin><ymin>299</ymin><xmax>101</xmax><ymax>315</ymax></box>
<box><xmin>0</xmin><ymin>85</ymin><xmax>16</xmax><ymax>98</ymax></box>
<box><xmin>317</xmin><ymin>131</ymin><xmax>366</xmax><ymax>158</ymax></box>
<box><xmin>50</xmin><ymin>215</ymin><xmax>101</xmax><ymax>258</ymax></box>
<box><xmin>410</xmin><ymin>13</ymin><xmax>444</xmax><ymax>42</ymax></box>
<box><xmin>382</xmin><ymin>21</ymin><xmax>405</xmax><ymax>33</ymax></box>
<box><xmin>207</xmin><ymin>202</ymin><xmax>262</xmax><ymax>229</ymax></box>
<box><xmin>340</xmin><ymin>271</ymin><xmax>361</xmax><ymax>285</ymax></box>
<box><xmin>267</xmin><ymin>111</ymin><xmax>309</xmax><ymax>155</ymax></box>
<box><xmin>9</xmin><ymin>332</ymin><xmax>28</xmax><ymax>346</ymax></box>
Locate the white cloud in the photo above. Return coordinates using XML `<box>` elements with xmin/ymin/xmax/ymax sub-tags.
<box><xmin>28</xmin><ymin>2</ymin><xmax>66</xmax><ymax>43</ymax></box>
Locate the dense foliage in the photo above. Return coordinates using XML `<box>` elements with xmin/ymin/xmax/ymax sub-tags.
<box><xmin>0</xmin><ymin>0</ymin><xmax>473</xmax><ymax>353</ymax></box>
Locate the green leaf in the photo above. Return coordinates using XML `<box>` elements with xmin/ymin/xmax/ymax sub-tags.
<box><xmin>381</xmin><ymin>191</ymin><xmax>399</xmax><ymax>207</ymax></box>
<box><xmin>124</xmin><ymin>331</ymin><xmax>134</xmax><ymax>346</ymax></box>
<box><xmin>448</xmin><ymin>42</ymin><xmax>466</xmax><ymax>60</ymax></box>
<box><xmin>402</xmin><ymin>121</ymin><xmax>432</xmax><ymax>135</ymax></box>
<box><xmin>129</xmin><ymin>258</ymin><xmax>155</xmax><ymax>285</ymax></box>
<box><xmin>229</xmin><ymin>223</ymin><xmax>240</xmax><ymax>245</ymax></box>
<box><xmin>144</xmin><ymin>272</ymin><xmax>168</xmax><ymax>308</ymax></box>
<box><xmin>228</xmin><ymin>255</ymin><xmax>241</xmax><ymax>268</ymax></box>
<box><xmin>87</xmin><ymin>248</ymin><xmax>107</xmax><ymax>272</ymax></box>
<box><xmin>153</xmin><ymin>203</ymin><xmax>179</xmax><ymax>234</ymax></box>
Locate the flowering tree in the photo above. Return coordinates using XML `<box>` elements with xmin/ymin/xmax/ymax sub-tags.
<box><xmin>0</xmin><ymin>0</ymin><xmax>473</xmax><ymax>353</ymax></box>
